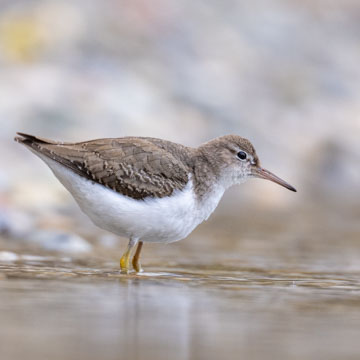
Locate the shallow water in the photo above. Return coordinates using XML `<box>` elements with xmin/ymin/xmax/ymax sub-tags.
<box><xmin>1</xmin><ymin>256</ymin><xmax>360</xmax><ymax>360</ymax></box>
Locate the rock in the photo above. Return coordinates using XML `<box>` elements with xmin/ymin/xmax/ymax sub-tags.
<box><xmin>0</xmin><ymin>208</ymin><xmax>36</xmax><ymax>238</ymax></box>
<box><xmin>26</xmin><ymin>230</ymin><xmax>92</xmax><ymax>254</ymax></box>
<box><xmin>0</xmin><ymin>251</ymin><xmax>19</xmax><ymax>262</ymax></box>
<box><xmin>305</xmin><ymin>140</ymin><xmax>360</xmax><ymax>203</ymax></box>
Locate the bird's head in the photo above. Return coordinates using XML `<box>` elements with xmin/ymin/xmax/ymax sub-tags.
<box><xmin>200</xmin><ymin>135</ymin><xmax>296</xmax><ymax>192</ymax></box>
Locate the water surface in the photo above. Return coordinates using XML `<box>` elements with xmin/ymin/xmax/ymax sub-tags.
<box><xmin>1</xmin><ymin>255</ymin><xmax>360</xmax><ymax>360</ymax></box>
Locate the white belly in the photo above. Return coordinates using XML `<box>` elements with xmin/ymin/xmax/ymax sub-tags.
<box><xmin>35</xmin><ymin>154</ymin><xmax>225</xmax><ymax>243</ymax></box>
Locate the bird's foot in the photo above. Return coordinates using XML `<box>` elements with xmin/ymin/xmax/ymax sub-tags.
<box><xmin>132</xmin><ymin>241</ymin><xmax>144</xmax><ymax>273</ymax></box>
<box><xmin>120</xmin><ymin>238</ymin><xmax>143</xmax><ymax>274</ymax></box>
<box><xmin>120</xmin><ymin>253</ymin><xmax>131</xmax><ymax>274</ymax></box>
<box><xmin>132</xmin><ymin>259</ymin><xmax>143</xmax><ymax>273</ymax></box>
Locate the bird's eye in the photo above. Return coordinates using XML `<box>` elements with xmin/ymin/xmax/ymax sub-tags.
<box><xmin>237</xmin><ymin>151</ymin><xmax>247</xmax><ymax>160</ymax></box>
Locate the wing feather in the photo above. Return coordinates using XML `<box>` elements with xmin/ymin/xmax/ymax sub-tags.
<box><xmin>15</xmin><ymin>133</ymin><xmax>190</xmax><ymax>200</ymax></box>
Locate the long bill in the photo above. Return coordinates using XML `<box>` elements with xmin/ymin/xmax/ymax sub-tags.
<box><xmin>251</xmin><ymin>166</ymin><xmax>297</xmax><ymax>192</ymax></box>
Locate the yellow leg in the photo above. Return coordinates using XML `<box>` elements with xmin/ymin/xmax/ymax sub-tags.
<box><xmin>132</xmin><ymin>241</ymin><xmax>144</xmax><ymax>273</ymax></box>
<box><xmin>120</xmin><ymin>238</ymin><xmax>138</xmax><ymax>273</ymax></box>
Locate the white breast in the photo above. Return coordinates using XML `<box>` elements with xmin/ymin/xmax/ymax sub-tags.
<box><xmin>34</xmin><ymin>153</ymin><xmax>225</xmax><ymax>243</ymax></box>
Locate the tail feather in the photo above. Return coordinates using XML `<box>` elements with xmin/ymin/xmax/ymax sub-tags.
<box><xmin>14</xmin><ymin>132</ymin><xmax>58</xmax><ymax>145</ymax></box>
<box><xmin>14</xmin><ymin>132</ymin><xmax>87</xmax><ymax>179</ymax></box>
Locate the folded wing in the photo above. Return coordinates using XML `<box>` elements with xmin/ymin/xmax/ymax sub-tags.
<box><xmin>15</xmin><ymin>133</ymin><xmax>190</xmax><ymax>200</ymax></box>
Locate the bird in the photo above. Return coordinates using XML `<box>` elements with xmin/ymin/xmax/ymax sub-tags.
<box><xmin>15</xmin><ymin>132</ymin><xmax>296</xmax><ymax>273</ymax></box>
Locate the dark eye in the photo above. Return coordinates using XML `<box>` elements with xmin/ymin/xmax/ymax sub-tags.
<box><xmin>237</xmin><ymin>151</ymin><xmax>247</xmax><ymax>160</ymax></box>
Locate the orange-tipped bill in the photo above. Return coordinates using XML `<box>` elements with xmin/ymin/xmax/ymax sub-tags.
<box><xmin>251</xmin><ymin>166</ymin><xmax>297</xmax><ymax>192</ymax></box>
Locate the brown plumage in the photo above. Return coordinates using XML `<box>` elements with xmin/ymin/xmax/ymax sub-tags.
<box><xmin>14</xmin><ymin>132</ymin><xmax>266</xmax><ymax>201</ymax></box>
<box><xmin>15</xmin><ymin>133</ymin><xmax>193</xmax><ymax>200</ymax></box>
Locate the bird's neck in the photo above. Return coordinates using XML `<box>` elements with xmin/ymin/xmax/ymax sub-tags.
<box><xmin>190</xmin><ymin>148</ymin><xmax>225</xmax><ymax>200</ymax></box>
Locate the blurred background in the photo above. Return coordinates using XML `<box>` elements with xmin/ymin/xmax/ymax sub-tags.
<box><xmin>0</xmin><ymin>0</ymin><xmax>359</xmax><ymax>264</ymax></box>
<box><xmin>0</xmin><ymin>1</ymin><xmax>360</xmax><ymax>360</ymax></box>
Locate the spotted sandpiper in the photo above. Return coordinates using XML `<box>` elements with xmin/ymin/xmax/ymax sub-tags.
<box><xmin>15</xmin><ymin>133</ymin><xmax>296</xmax><ymax>273</ymax></box>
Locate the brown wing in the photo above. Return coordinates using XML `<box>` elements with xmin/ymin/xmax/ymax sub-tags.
<box><xmin>15</xmin><ymin>133</ymin><xmax>190</xmax><ymax>200</ymax></box>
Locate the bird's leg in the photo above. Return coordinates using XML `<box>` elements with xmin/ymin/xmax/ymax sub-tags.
<box><xmin>120</xmin><ymin>238</ymin><xmax>138</xmax><ymax>273</ymax></box>
<box><xmin>132</xmin><ymin>241</ymin><xmax>144</xmax><ymax>273</ymax></box>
